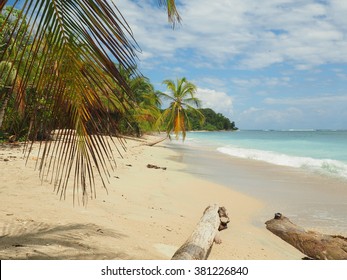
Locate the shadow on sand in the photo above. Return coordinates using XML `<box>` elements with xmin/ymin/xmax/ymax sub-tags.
<box><xmin>0</xmin><ymin>220</ymin><xmax>129</xmax><ymax>259</ymax></box>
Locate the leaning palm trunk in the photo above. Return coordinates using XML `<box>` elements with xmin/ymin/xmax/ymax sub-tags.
<box><xmin>145</xmin><ymin>134</ymin><xmax>169</xmax><ymax>146</ymax></box>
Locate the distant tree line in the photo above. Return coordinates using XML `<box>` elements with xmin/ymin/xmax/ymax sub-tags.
<box><xmin>187</xmin><ymin>108</ymin><xmax>238</xmax><ymax>131</ymax></box>
<box><xmin>1</xmin><ymin>2</ymin><xmax>236</xmax><ymax>201</ymax></box>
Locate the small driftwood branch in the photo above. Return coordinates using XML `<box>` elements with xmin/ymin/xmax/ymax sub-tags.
<box><xmin>265</xmin><ymin>213</ymin><xmax>347</xmax><ymax>260</ymax></box>
<box><xmin>171</xmin><ymin>204</ymin><xmax>230</xmax><ymax>260</ymax></box>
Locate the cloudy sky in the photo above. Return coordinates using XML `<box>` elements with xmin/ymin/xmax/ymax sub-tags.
<box><xmin>113</xmin><ymin>0</ymin><xmax>347</xmax><ymax>130</ymax></box>
<box><xmin>7</xmin><ymin>0</ymin><xmax>347</xmax><ymax>129</ymax></box>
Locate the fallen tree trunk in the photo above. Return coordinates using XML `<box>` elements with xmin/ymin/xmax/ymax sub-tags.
<box><xmin>171</xmin><ymin>204</ymin><xmax>229</xmax><ymax>260</ymax></box>
<box><xmin>265</xmin><ymin>213</ymin><xmax>347</xmax><ymax>260</ymax></box>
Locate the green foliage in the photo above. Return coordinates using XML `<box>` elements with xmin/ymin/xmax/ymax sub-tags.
<box><xmin>99</xmin><ymin>64</ymin><xmax>162</xmax><ymax>137</ymax></box>
<box><xmin>187</xmin><ymin>108</ymin><xmax>238</xmax><ymax>131</ymax></box>
<box><xmin>159</xmin><ymin>77</ymin><xmax>205</xmax><ymax>140</ymax></box>
<box><xmin>0</xmin><ymin>1</ymin><xmax>182</xmax><ymax>202</ymax></box>
<box><xmin>0</xmin><ymin>1</ymin><xmax>140</xmax><ymax>202</ymax></box>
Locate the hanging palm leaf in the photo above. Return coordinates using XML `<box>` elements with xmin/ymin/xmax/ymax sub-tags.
<box><xmin>0</xmin><ymin>0</ymin><xmax>181</xmax><ymax>203</ymax></box>
<box><xmin>158</xmin><ymin>0</ymin><xmax>181</xmax><ymax>27</ymax></box>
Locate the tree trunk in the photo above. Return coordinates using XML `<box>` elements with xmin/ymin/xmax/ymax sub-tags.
<box><xmin>0</xmin><ymin>89</ymin><xmax>11</xmax><ymax>128</ymax></box>
<box><xmin>265</xmin><ymin>213</ymin><xmax>347</xmax><ymax>260</ymax></box>
<box><xmin>171</xmin><ymin>204</ymin><xmax>229</xmax><ymax>260</ymax></box>
<box><xmin>145</xmin><ymin>135</ymin><xmax>168</xmax><ymax>147</ymax></box>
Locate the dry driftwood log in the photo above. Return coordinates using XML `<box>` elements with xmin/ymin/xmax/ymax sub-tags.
<box><xmin>171</xmin><ymin>204</ymin><xmax>229</xmax><ymax>260</ymax></box>
<box><xmin>266</xmin><ymin>213</ymin><xmax>347</xmax><ymax>260</ymax></box>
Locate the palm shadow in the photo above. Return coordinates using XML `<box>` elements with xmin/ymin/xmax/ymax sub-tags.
<box><xmin>0</xmin><ymin>220</ymin><xmax>129</xmax><ymax>259</ymax></box>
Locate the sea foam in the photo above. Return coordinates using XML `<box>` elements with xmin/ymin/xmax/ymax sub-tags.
<box><xmin>217</xmin><ymin>146</ymin><xmax>347</xmax><ymax>180</ymax></box>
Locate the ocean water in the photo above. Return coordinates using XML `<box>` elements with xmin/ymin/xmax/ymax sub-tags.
<box><xmin>168</xmin><ymin>130</ymin><xmax>347</xmax><ymax>233</ymax></box>
<box><xmin>183</xmin><ymin>130</ymin><xmax>347</xmax><ymax>181</ymax></box>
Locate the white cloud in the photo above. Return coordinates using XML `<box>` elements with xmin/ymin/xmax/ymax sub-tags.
<box><xmin>197</xmin><ymin>77</ymin><xmax>227</xmax><ymax>91</ymax></box>
<box><xmin>264</xmin><ymin>95</ymin><xmax>347</xmax><ymax>105</ymax></box>
<box><xmin>196</xmin><ymin>88</ymin><xmax>233</xmax><ymax>117</ymax></box>
<box><xmin>114</xmin><ymin>0</ymin><xmax>347</xmax><ymax>70</ymax></box>
<box><xmin>231</xmin><ymin>77</ymin><xmax>291</xmax><ymax>88</ymax></box>
<box><xmin>238</xmin><ymin>106</ymin><xmax>304</xmax><ymax>128</ymax></box>
<box><xmin>235</xmin><ymin>94</ymin><xmax>347</xmax><ymax>129</ymax></box>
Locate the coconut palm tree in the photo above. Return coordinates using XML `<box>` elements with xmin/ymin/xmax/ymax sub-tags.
<box><xmin>159</xmin><ymin>77</ymin><xmax>205</xmax><ymax>140</ymax></box>
<box><xmin>101</xmin><ymin>64</ymin><xmax>162</xmax><ymax>136</ymax></box>
<box><xmin>0</xmin><ymin>0</ymin><xmax>180</xmax><ymax>203</ymax></box>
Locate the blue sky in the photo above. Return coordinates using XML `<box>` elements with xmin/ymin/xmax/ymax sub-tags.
<box><xmin>114</xmin><ymin>0</ymin><xmax>347</xmax><ymax>130</ymax></box>
<box><xmin>6</xmin><ymin>0</ymin><xmax>347</xmax><ymax>129</ymax></box>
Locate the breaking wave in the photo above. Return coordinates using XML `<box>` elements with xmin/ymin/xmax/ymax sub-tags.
<box><xmin>217</xmin><ymin>146</ymin><xmax>347</xmax><ymax>180</ymax></box>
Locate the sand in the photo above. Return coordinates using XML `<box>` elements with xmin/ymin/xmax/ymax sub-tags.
<box><xmin>0</xmin><ymin>136</ymin><xmax>304</xmax><ymax>260</ymax></box>
<box><xmin>168</xmin><ymin>141</ymin><xmax>347</xmax><ymax>236</ymax></box>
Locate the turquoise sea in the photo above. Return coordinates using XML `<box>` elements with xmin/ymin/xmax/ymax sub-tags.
<box><xmin>167</xmin><ymin>130</ymin><xmax>347</xmax><ymax>233</ymax></box>
<box><xmin>183</xmin><ymin>130</ymin><xmax>347</xmax><ymax>181</ymax></box>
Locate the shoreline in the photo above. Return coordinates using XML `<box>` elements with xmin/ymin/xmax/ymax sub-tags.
<box><xmin>1</xmin><ymin>137</ymin><xmax>304</xmax><ymax>259</ymax></box>
<box><xmin>166</xmin><ymin>140</ymin><xmax>347</xmax><ymax>235</ymax></box>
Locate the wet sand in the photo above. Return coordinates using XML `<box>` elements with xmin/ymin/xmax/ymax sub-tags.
<box><xmin>167</xmin><ymin>141</ymin><xmax>347</xmax><ymax>235</ymax></box>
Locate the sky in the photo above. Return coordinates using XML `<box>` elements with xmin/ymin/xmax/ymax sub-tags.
<box><xmin>113</xmin><ymin>0</ymin><xmax>347</xmax><ymax>130</ymax></box>
<box><xmin>5</xmin><ymin>0</ymin><xmax>347</xmax><ymax>129</ymax></box>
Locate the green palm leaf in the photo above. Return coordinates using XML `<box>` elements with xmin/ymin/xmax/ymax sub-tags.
<box><xmin>160</xmin><ymin>77</ymin><xmax>204</xmax><ymax>140</ymax></box>
<box><xmin>0</xmin><ymin>0</ymin><xmax>181</xmax><ymax>203</ymax></box>
<box><xmin>0</xmin><ymin>0</ymin><xmax>139</xmax><ymax>204</ymax></box>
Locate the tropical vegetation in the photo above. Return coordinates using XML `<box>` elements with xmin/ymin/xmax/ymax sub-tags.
<box><xmin>159</xmin><ymin>77</ymin><xmax>205</xmax><ymax>140</ymax></box>
<box><xmin>0</xmin><ymin>1</ymin><xmax>236</xmax><ymax>201</ymax></box>
<box><xmin>0</xmin><ymin>0</ymin><xmax>181</xmax><ymax>203</ymax></box>
<box><xmin>188</xmin><ymin>108</ymin><xmax>238</xmax><ymax>131</ymax></box>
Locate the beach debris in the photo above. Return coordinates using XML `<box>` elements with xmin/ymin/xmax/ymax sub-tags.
<box><xmin>171</xmin><ymin>204</ymin><xmax>230</xmax><ymax>260</ymax></box>
<box><xmin>265</xmin><ymin>213</ymin><xmax>347</xmax><ymax>260</ymax></box>
<box><xmin>8</xmin><ymin>135</ymin><xmax>16</xmax><ymax>143</ymax></box>
<box><xmin>12</xmin><ymin>244</ymin><xmax>25</xmax><ymax>247</ymax></box>
<box><xmin>147</xmin><ymin>164</ymin><xmax>167</xmax><ymax>170</ymax></box>
<box><xmin>126</xmin><ymin>164</ymin><xmax>132</xmax><ymax>167</ymax></box>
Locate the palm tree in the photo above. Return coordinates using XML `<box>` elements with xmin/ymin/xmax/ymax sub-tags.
<box><xmin>126</xmin><ymin>75</ymin><xmax>162</xmax><ymax>136</ymax></box>
<box><xmin>101</xmin><ymin>64</ymin><xmax>162</xmax><ymax>137</ymax></box>
<box><xmin>0</xmin><ymin>0</ymin><xmax>181</xmax><ymax>203</ymax></box>
<box><xmin>159</xmin><ymin>77</ymin><xmax>205</xmax><ymax>140</ymax></box>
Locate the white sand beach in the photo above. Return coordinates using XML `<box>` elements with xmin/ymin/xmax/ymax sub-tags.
<box><xmin>0</xmin><ymin>136</ymin><xmax>305</xmax><ymax>259</ymax></box>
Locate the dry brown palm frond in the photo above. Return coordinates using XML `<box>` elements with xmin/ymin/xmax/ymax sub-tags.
<box><xmin>0</xmin><ymin>0</ymin><xmax>139</xmax><ymax>203</ymax></box>
<box><xmin>0</xmin><ymin>0</ymin><xmax>182</xmax><ymax>203</ymax></box>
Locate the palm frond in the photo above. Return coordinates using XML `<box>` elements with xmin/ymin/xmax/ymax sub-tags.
<box><xmin>156</xmin><ymin>90</ymin><xmax>175</xmax><ymax>102</ymax></box>
<box><xmin>0</xmin><ymin>0</ymin><xmax>139</xmax><ymax>203</ymax></box>
<box><xmin>185</xmin><ymin>104</ymin><xmax>205</xmax><ymax>125</ymax></box>
<box><xmin>183</xmin><ymin>96</ymin><xmax>201</xmax><ymax>108</ymax></box>
<box><xmin>158</xmin><ymin>0</ymin><xmax>181</xmax><ymax>27</ymax></box>
<box><xmin>160</xmin><ymin>77</ymin><xmax>203</xmax><ymax>140</ymax></box>
<box><xmin>0</xmin><ymin>0</ymin><xmax>184</xmax><ymax>202</ymax></box>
